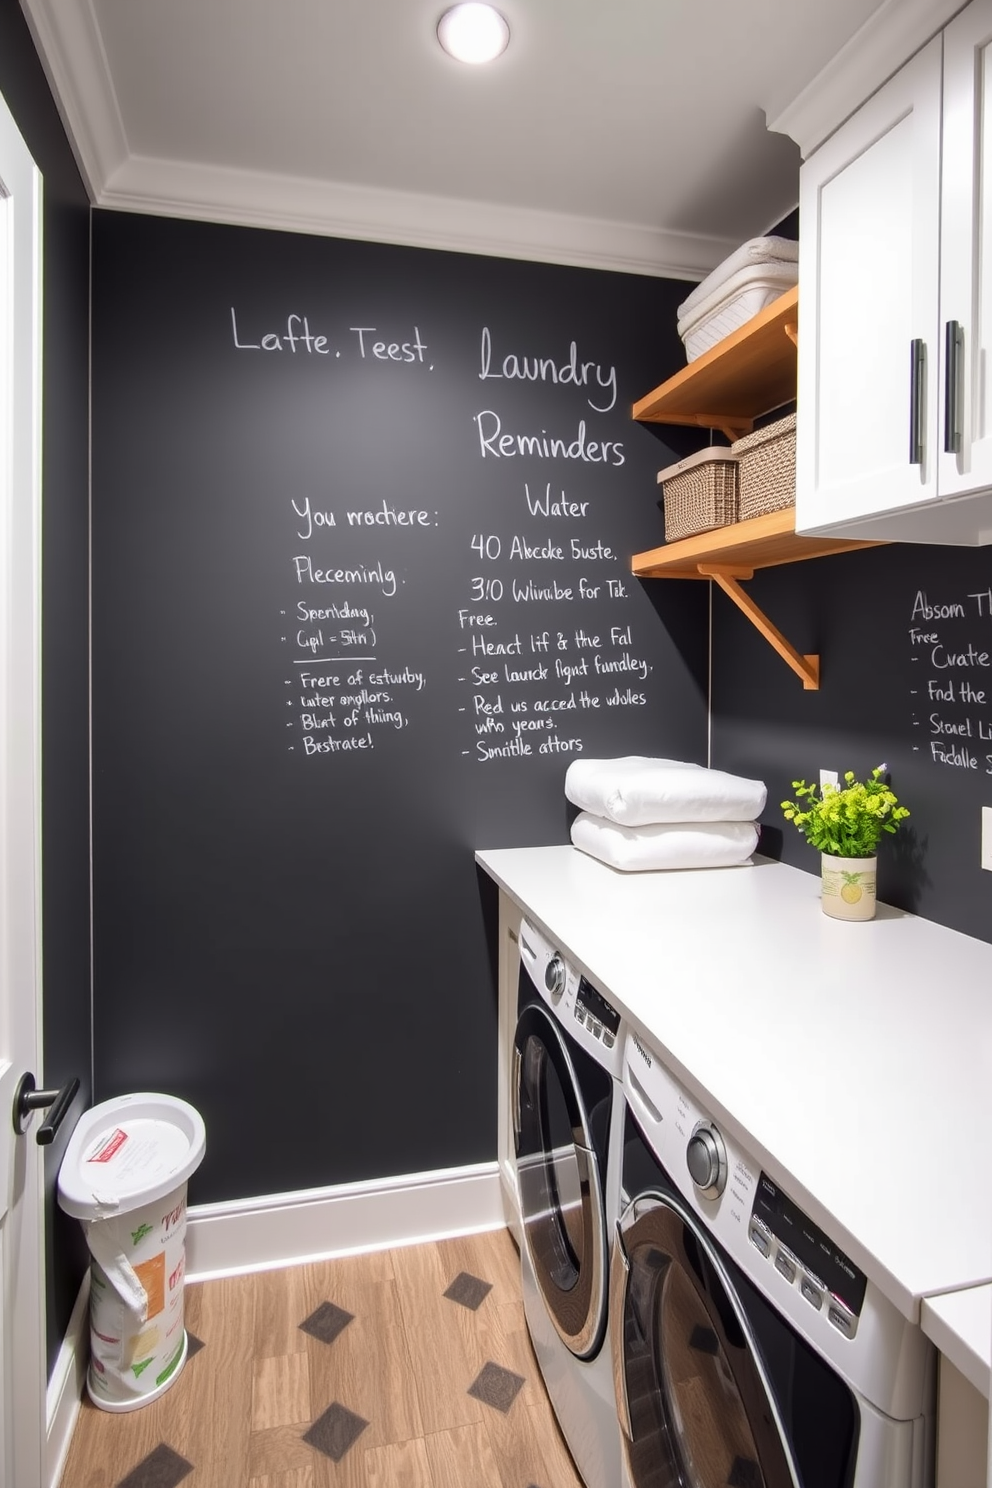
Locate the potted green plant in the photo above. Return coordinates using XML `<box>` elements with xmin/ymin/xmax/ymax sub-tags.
<box><xmin>781</xmin><ymin>764</ymin><xmax>910</xmax><ymax>921</ymax></box>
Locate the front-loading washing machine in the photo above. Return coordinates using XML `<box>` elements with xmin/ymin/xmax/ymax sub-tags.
<box><xmin>512</xmin><ymin>918</ymin><xmax>625</xmax><ymax>1488</ymax></box>
<box><xmin>612</xmin><ymin>1028</ymin><xmax>935</xmax><ymax>1488</ymax></box>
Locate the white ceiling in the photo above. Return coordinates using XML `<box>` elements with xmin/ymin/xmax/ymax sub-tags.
<box><xmin>24</xmin><ymin>0</ymin><xmax>897</xmax><ymax>277</ymax></box>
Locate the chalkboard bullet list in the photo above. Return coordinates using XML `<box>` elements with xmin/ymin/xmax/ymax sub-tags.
<box><xmin>907</xmin><ymin>587</ymin><xmax>992</xmax><ymax>773</ymax></box>
<box><xmin>284</xmin><ymin>435</ymin><xmax>429</xmax><ymax>755</ymax></box>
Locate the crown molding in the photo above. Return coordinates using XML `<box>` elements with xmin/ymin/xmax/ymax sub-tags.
<box><xmin>96</xmin><ymin>152</ymin><xmax>732</xmax><ymax>279</ymax></box>
<box><xmin>19</xmin><ymin>0</ymin><xmax>128</xmax><ymax>197</ymax></box>
<box><xmin>765</xmin><ymin>0</ymin><xmax>967</xmax><ymax>158</ymax></box>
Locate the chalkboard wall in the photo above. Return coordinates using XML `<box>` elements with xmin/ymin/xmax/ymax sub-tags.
<box><xmin>91</xmin><ymin>211</ymin><xmax>708</xmax><ymax>1202</ymax></box>
<box><xmin>712</xmin><ymin>543</ymin><xmax>992</xmax><ymax>943</ymax></box>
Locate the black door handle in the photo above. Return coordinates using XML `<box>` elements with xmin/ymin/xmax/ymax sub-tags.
<box><xmin>12</xmin><ymin>1072</ymin><xmax>81</xmax><ymax>1145</ymax></box>
<box><xmin>909</xmin><ymin>338</ymin><xmax>926</xmax><ymax>465</ymax></box>
<box><xmin>944</xmin><ymin>319</ymin><xmax>963</xmax><ymax>455</ymax></box>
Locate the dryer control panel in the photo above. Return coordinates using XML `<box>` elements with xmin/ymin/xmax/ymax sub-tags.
<box><xmin>518</xmin><ymin>919</ymin><xmax>623</xmax><ymax>1077</ymax></box>
<box><xmin>575</xmin><ymin>976</ymin><xmax>622</xmax><ymax>1049</ymax></box>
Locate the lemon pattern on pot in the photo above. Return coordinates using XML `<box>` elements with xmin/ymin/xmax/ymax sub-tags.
<box><xmin>821</xmin><ymin>856</ymin><xmax>877</xmax><ymax>921</ymax></box>
<box><xmin>822</xmin><ymin>865</ymin><xmax>875</xmax><ymax>899</ymax></box>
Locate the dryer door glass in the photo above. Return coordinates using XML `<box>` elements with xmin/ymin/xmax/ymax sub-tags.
<box><xmin>513</xmin><ymin>1003</ymin><xmax>608</xmax><ymax>1359</ymax></box>
<box><xmin>618</xmin><ymin>1195</ymin><xmax>801</xmax><ymax>1488</ymax></box>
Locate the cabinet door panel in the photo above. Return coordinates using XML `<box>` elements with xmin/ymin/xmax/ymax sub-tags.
<box><xmin>939</xmin><ymin>0</ymin><xmax>992</xmax><ymax>503</ymax></box>
<box><xmin>816</xmin><ymin>118</ymin><xmax>915</xmax><ymax>490</ymax></box>
<box><xmin>796</xmin><ymin>39</ymin><xmax>941</xmax><ymax>535</ymax></box>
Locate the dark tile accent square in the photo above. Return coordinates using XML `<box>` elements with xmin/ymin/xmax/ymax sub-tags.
<box><xmin>443</xmin><ymin>1271</ymin><xmax>493</xmax><ymax>1311</ymax></box>
<box><xmin>304</xmin><ymin>1401</ymin><xmax>369</xmax><ymax>1462</ymax></box>
<box><xmin>185</xmin><ymin>1331</ymin><xmax>205</xmax><ymax>1359</ymax></box>
<box><xmin>116</xmin><ymin>1443</ymin><xmax>194</xmax><ymax>1488</ymax></box>
<box><xmin>468</xmin><ymin>1360</ymin><xmax>526</xmax><ymax>1414</ymax></box>
<box><xmin>299</xmin><ymin>1300</ymin><xmax>354</xmax><ymax>1346</ymax></box>
<box><xmin>728</xmin><ymin>1458</ymin><xmax>762</xmax><ymax>1488</ymax></box>
<box><xmin>689</xmin><ymin>1323</ymin><xmax>719</xmax><ymax>1355</ymax></box>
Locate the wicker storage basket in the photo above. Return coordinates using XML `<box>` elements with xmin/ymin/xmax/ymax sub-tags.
<box><xmin>657</xmin><ymin>447</ymin><xmax>739</xmax><ymax>542</ymax></box>
<box><xmin>731</xmin><ymin>411</ymin><xmax>796</xmax><ymax>520</ymax></box>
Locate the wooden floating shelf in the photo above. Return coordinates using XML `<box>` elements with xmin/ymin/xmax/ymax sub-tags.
<box><xmin>630</xmin><ymin>290</ymin><xmax>886</xmax><ymax>689</ymax></box>
<box><xmin>633</xmin><ymin>285</ymin><xmax>799</xmax><ymax>441</ymax></box>
<box><xmin>631</xmin><ymin>509</ymin><xmax>884</xmax><ymax>690</ymax></box>
<box><xmin>630</xmin><ymin>507</ymin><xmax>881</xmax><ymax>579</ymax></box>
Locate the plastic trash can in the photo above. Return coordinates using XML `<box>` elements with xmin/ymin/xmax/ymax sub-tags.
<box><xmin>57</xmin><ymin>1092</ymin><xmax>206</xmax><ymax>1412</ymax></box>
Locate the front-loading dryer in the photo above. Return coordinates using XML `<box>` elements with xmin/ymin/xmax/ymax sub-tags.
<box><xmin>512</xmin><ymin>918</ymin><xmax>625</xmax><ymax>1488</ymax></box>
<box><xmin>612</xmin><ymin>1029</ymin><xmax>935</xmax><ymax>1488</ymax></box>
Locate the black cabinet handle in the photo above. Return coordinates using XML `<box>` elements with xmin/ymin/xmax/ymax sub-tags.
<box><xmin>944</xmin><ymin>319</ymin><xmax>963</xmax><ymax>455</ymax></box>
<box><xmin>909</xmin><ymin>338</ymin><xmax>926</xmax><ymax>466</ymax></box>
<box><xmin>12</xmin><ymin>1072</ymin><xmax>81</xmax><ymax>1145</ymax></box>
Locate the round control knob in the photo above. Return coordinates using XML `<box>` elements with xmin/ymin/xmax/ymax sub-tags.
<box><xmin>686</xmin><ymin>1122</ymin><xmax>728</xmax><ymax>1200</ymax></box>
<box><xmin>544</xmin><ymin>954</ymin><xmax>565</xmax><ymax>1003</ymax></box>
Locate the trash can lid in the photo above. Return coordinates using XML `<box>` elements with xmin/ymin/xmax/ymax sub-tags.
<box><xmin>57</xmin><ymin>1092</ymin><xmax>206</xmax><ymax>1219</ymax></box>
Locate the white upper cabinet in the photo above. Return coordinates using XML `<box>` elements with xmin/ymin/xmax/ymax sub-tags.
<box><xmin>797</xmin><ymin>0</ymin><xmax>992</xmax><ymax>545</ymax></box>
<box><xmin>939</xmin><ymin>0</ymin><xmax>992</xmax><ymax>503</ymax></box>
<box><xmin>796</xmin><ymin>40</ymin><xmax>941</xmax><ymax>537</ymax></box>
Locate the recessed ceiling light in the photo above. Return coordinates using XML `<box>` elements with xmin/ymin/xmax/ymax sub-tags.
<box><xmin>437</xmin><ymin>4</ymin><xmax>510</xmax><ymax>64</ymax></box>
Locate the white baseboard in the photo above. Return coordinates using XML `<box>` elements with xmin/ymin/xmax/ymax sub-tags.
<box><xmin>185</xmin><ymin>1160</ymin><xmax>507</xmax><ymax>1282</ymax></box>
<box><xmin>46</xmin><ymin>1272</ymin><xmax>89</xmax><ymax>1488</ymax></box>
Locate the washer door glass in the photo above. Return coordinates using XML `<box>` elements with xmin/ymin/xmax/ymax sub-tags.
<box><xmin>513</xmin><ymin>1003</ymin><xmax>607</xmax><ymax>1359</ymax></box>
<box><xmin>616</xmin><ymin>1194</ymin><xmax>801</xmax><ymax>1488</ymax></box>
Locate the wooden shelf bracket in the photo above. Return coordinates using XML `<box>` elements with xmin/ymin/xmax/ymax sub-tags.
<box><xmin>697</xmin><ymin>564</ymin><xmax>820</xmax><ymax>690</ymax></box>
<box><xmin>689</xmin><ymin>413</ymin><xmax>754</xmax><ymax>442</ymax></box>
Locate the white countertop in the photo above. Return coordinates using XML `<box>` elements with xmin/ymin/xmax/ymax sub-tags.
<box><xmin>477</xmin><ymin>845</ymin><xmax>992</xmax><ymax>1323</ymax></box>
<box><xmin>922</xmin><ymin>1286</ymin><xmax>991</xmax><ymax>1399</ymax></box>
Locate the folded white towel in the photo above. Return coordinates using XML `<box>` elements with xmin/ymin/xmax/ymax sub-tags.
<box><xmin>570</xmin><ymin>814</ymin><xmax>759</xmax><ymax>873</ymax></box>
<box><xmin>678</xmin><ymin>260</ymin><xmax>799</xmax><ymax>337</ymax></box>
<box><xmin>565</xmin><ymin>757</ymin><xmax>768</xmax><ymax>826</ymax></box>
<box><xmin>678</xmin><ymin>236</ymin><xmax>799</xmax><ymax>322</ymax></box>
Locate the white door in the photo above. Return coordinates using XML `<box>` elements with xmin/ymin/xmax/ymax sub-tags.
<box><xmin>796</xmin><ymin>37</ymin><xmax>942</xmax><ymax>535</ymax></box>
<box><xmin>940</xmin><ymin>0</ymin><xmax>992</xmax><ymax>501</ymax></box>
<box><xmin>0</xmin><ymin>87</ymin><xmax>46</xmax><ymax>1488</ymax></box>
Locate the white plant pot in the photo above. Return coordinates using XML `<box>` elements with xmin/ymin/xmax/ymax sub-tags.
<box><xmin>820</xmin><ymin>854</ymin><xmax>877</xmax><ymax>921</ymax></box>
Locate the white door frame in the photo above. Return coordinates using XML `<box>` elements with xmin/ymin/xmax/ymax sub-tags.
<box><xmin>0</xmin><ymin>82</ymin><xmax>47</xmax><ymax>1488</ymax></box>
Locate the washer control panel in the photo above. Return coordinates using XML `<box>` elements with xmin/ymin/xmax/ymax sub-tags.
<box><xmin>749</xmin><ymin>1172</ymin><xmax>866</xmax><ymax>1340</ymax></box>
<box><xmin>622</xmin><ymin>1027</ymin><xmax>880</xmax><ymax>1369</ymax></box>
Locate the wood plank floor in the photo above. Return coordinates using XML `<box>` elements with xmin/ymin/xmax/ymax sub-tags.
<box><xmin>59</xmin><ymin>1228</ymin><xmax>585</xmax><ymax>1488</ymax></box>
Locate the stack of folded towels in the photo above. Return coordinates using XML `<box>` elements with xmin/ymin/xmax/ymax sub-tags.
<box><xmin>677</xmin><ymin>236</ymin><xmax>799</xmax><ymax>362</ymax></box>
<box><xmin>565</xmin><ymin>757</ymin><xmax>767</xmax><ymax>873</ymax></box>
